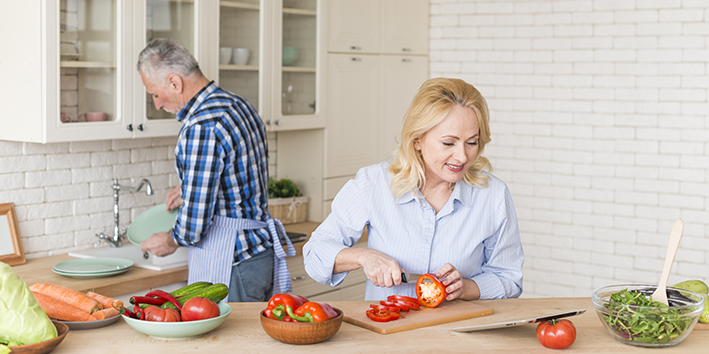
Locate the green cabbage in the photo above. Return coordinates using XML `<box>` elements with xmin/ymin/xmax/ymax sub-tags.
<box><xmin>0</xmin><ymin>261</ymin><xmax>57</xmax><ymax>353</ymax></box>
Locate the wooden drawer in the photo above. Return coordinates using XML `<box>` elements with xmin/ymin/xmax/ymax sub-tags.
<box><xmin>287</xmin><ymin>254</ymin><xmax>367</xmax><ymax>298</ymax></box>
<box><xmin>308</xmin><ymin>282</ymin><xmax>366</xmax><ymax>302</ymax></box>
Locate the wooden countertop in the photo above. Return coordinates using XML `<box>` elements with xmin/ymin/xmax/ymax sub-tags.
<box><xmin>46</xmin><ymin>297</ymin><xmax>709</xmax><ymax>353</ymax></box>
<box><xmin>12</xmin><ymin>222</ymin><xmax>324</xmax><ymax>297</ymax></box>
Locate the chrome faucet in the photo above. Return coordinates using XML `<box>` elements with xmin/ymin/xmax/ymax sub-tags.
<box><xmin>96</xmin><ymin>178</ymin><xmax>153</xmax><ymax>247</ymax></box>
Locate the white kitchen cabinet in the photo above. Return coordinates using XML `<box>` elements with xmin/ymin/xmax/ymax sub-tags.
<box><xmin>0</xmin><ymin>0</ymin><xmax>209</xmax><ymax>143</ymax></box>
<box><xmin>215</xmin><ymin>0</ymin><xmax>326</xmax><ymax>132</ymax></box>
<box><xmin>324</xmin><ymin>53</ymin><xmax>381</xmax><ymax>178</ymax></box>
<box><xmin>327</xmin><ymin>0</ymin><xmax>428</xmax><ymax>55</ymax></box>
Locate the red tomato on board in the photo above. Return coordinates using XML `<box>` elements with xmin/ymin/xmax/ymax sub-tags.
<box><xmin>181</xmin><ymin>297</ymin><xmax>220</xmax><ymax>322</ymax></box>
<box><xmin>536</xmin><ymin>319</ymin><xmax>577</xmax><ymax>349</ymax></box>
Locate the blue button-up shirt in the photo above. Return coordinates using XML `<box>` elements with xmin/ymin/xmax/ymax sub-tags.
<box><xmin>303</xmin><ymin>162</ymin><xmax>524</xmax><ymax>300</ymax></box>
<box><xmin>171</xmin><ymin>81</ymin><xmax>272</xmax><ymax>262</ymax></box>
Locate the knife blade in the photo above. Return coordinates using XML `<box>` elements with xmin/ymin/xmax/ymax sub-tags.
<box><xmin>401</xmin><ymin>272</ymin><xmax>424</xmax><ymax>283</ymax></box>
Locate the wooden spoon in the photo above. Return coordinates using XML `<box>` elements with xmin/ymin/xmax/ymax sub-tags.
<box><xmin>651</xmin><ymin>220</ymin><xmax>684</xmax><ymax>306</ymax></box>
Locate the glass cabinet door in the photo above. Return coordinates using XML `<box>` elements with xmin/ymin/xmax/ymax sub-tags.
<box><xmin>218</xmin><ymin>0</ymin><xmax>262</xmax><ymax>114</ymax></box>
<box><xmin>59</xmin><ymin>0</ymin><xmax>118</xmax><ymax>125</ymax></box>
<box><xmin>144</xmin><ymin>0</ymin><xmax>195</xmax><ymax>121</ymax></box>
<box><xmin>279</xmin><ymin>0</ymin><xmax>318</xmax><ymax>120</ymax></box>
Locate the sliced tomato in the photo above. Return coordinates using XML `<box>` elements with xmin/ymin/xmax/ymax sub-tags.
<box><xmin>390</xmin><ymin>299</ymin><xmax>420</xmax><ymax>311</ymax></box>
<box><xmin>366</xmin><ymin>308</ymin><xmax>400</xmax><ymax>322</ymax></box>
<box><xmin>370</xmin><ymin>304</ymin><xmax>401</xmax><ymax>313</ymax></box>
<box><xmin>387</xmin><ymin>295</ymin><xmax>419</xmax><ymax>304</ymax></box>
<box><xmin>380</xmin><ymin>300</ymin><xmax>409</xmax><ymax>312</ymax></box>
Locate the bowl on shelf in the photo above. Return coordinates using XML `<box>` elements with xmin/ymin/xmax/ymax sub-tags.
<box><xmin>260</xmin><ymin>307</ymin><xmax>343</xmax><ymax>345</ymax></box>
<box><xmin>8</xmin><ymin>321</ymin><xmax>69</xmax><ymax>354</ymax></box>
<box><xmin>282</xmin><ymin>46</ymin><xmax>299</xmax><ymax>66</ymax></box>
<box><xmin>592</xmin><ymin>284</ymin><xmax>704</xmax><ymax>348</ymax></box>
<box><xmin>122</xmin><ymin>302</ymin><xmax>232</xmax><ymax>339</ymax></box>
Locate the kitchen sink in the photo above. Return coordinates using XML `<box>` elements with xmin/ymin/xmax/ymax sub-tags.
<box><xmin>68</xmin><ymin>244</ymin><xmax>188</xmax><ymax>271</ymax></box>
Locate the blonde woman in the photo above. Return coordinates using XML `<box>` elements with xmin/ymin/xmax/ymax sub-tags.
<box><xmin>303</xmin><ymin>78</ymin><xmax>524</xmax><ymax>301</ymax></box>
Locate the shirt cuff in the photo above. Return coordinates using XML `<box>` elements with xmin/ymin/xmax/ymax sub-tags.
<box><xmin>171</xmin><ymin>229</ymin><xmax>188</xmax><ymax>247</ymax></box>
<box><xmin>303</xmin><ymin>239</ymin><xmax>350</xmax><ymax>287</ymax></box>
<box><xmin>471</xmin><ymin>272</ymin><xmax>505</xmax><ymax>300</ymax></box>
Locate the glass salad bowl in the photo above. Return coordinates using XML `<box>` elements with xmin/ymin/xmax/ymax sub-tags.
<box><xmin>592</xmin><ymin>284</ymin><xmax>704</xmax><ymax>348</ymax></box>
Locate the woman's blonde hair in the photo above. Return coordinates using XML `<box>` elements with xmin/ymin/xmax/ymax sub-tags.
<box><xmin>389</xmin><ymin>77</ymin><xmax>492</xmax><ymax>198</ymax></box>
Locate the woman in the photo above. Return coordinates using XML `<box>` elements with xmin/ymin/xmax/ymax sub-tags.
<box><xmin>303</xmin><ymin>78</ymin><xmax>523</xmax><ymax>301</ymax></box>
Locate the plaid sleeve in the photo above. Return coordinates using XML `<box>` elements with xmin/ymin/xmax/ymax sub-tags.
<box><xmin>172</xmin><ymin>123</ymin><xmax>225</xmax><ymax>246</ymax></box>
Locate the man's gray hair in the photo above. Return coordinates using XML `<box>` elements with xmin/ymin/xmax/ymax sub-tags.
<box><xmin>137</xmin><ymin>38</ymin><xmax>202</xmax><ymax>81</ymax></box>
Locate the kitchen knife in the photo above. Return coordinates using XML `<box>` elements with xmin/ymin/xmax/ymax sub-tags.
<box><xmin>451</xmin><ymin>309</ymin><xmax>587</xmax><ymax>332</ymax></box>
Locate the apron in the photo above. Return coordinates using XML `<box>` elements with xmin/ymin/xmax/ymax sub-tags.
<box><xmin>187</xmin><ymin>215</ymin><xmax>295</xmax><ymax>294</ymax></box>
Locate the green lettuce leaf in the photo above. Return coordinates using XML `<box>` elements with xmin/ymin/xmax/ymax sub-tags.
<box><xmin>0</xmin><ymin>261</ymin><xmax>57</xmax><ymax>351</ymax></box>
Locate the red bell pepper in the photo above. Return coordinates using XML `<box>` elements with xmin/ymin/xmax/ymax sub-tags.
<box><xmin>145</xmin><ymin>289</ymin><xmax>182</xmax><ymax>310</ymax></box>
<box><xmin>369</xmin><ymin>304</ymin><xmax>401</xmax><ymax>313</ymax></box>
<box><xmin>366</xmin><ymin>308</ymin><xmax>400</xmax><ymax>322</ymax></box>
<box><xmin>387</xmin><ymin>295</ymin><xmax>419</xmax><ymax>304</ymax></box>
<box><xmin>286</xmin><ymin>302</ymin><xmax>338</xmax><ymax>322</ymax></box>
<box><xmin>416</xmin><ymin>273</ymin><xmax>446</xmax><ymax>308</ymax></box>
<box><xmin>380</xmin><ymin>300</ymin><xmax>410</xmax><ymax>312</ymax></box>
<box><xmin>129</xmin><ymin>296</ymin><xmax>167</xmax><ymax>306</ymax></box>
<box><xmin>263</xmin><ymin>294</ymin><xmax>309</xmax><ymax>321</ymax></box>
<box><xmin>387</xmin><ymin>297</ymin><xmax>421</xmax><ymax>310</ymax></box>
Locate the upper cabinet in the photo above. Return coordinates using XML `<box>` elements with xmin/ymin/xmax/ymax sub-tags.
<box><xmin>328</xmin><ymin>0</ymin><xmax>428</xmax><ymax>55</ymax></box>
<box><xmin>0</xmin><ymin>0</ymin><xmax>322</xmax><ymax>144</ymax></box>
<box><xmin>216</xmin><ymin>0</ymin><xmax>325</xmax><ymax>132</ymax></box>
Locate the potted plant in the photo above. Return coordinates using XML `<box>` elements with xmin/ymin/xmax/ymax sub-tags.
<box><xmin>268</xmin><ymin>178</ymin><xmax>308</xmax><ymax>224</ymax></box>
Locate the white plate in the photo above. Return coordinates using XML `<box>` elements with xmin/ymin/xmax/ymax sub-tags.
<box><xmin>126</xmin><ymin>203</ymin><xmax>178</xmax><ymax>245</ymax></box>
<box><xmin>55</xmin><ymin>315</ymin><xmax>121</xmax><ymax>330</ymax></box>
<box><xmin>122</xmin><ymin>302</ymin><xmax>232</xmax><ymax>339</ymax></box>
<box><xmin>53</xmin><ymin>257</ymin><xmax>134</xmax><ymax>274</ymax></box>
<box><xmin>52</xmin><ymin>267</ymin><xmax>131</xmax><ymax>278</ymax></box>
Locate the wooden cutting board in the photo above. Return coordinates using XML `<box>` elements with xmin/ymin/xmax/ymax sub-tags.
<box><xmin>340</xmin><ymin>300</ymin><xmax>493</xmax><ymax>334</ymax></box>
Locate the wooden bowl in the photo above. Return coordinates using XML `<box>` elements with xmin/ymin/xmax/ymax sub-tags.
<box><xmin>260</xmin><ymin>307</ymin><xmax>344</xmax><ymax>345</ymax></box>
<box><xmin>8</xmin><ymin>321</ymin><xmax>69</xmax><ymax>354</ymax></box>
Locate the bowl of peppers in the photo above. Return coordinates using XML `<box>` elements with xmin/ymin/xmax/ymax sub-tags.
<box><xmin>260</xmin><ymin>294</ymin><xmax>343</xmax><ymax>345</ymax></box>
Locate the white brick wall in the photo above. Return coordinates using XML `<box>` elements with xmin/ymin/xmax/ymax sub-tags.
<box><xmin>0</xmin><ymin>132</ymin><xmax>276</xmax><ymax>260</ymax></box>
<box><xmin>431</xmin><ymin>0</ymin><xmax>709</xmax><ymax>297</ymax></box>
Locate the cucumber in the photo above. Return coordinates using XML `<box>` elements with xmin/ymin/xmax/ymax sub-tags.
<box><xmin>170</xmin><ymin>281</ymin><xmax>212</xmax><ymax>297</ymax></box>
<box><xmin>161</xmin><ymin>283</ymin><xmax>229</xmax><ymax>310</ymax></box>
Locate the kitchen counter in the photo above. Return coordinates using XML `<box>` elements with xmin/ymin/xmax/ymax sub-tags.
<box><xmin>12</xmin><ymin>222</ymin><xmax>323</xmax><ymax>297</ymax></box>
<box><xmin>47</xmin><ymin>297</ymin><xmax>709</xmax><ymax>353</ymax></box>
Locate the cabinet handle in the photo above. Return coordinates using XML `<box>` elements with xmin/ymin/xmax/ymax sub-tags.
<box><xmin>292</xmin><ymin>275</ymin><xmax>307</xmax><ymax>281</ymax></box>
<box><xmin>137</xmin><ymin>124</ymin><xmax>144</xmax><ymax>131</ymax></box>
<box><xmin>402</xmin><ymin>48</ymin><xmax>412</xmax><ymax>52</ymax></box>
<box><xmin>402</xmin><ymin>58</ymin><xmax>412</xmax><ymax>63</ymax></box>
<box><xmin>265</xmin><ymin>120</ymin><xmax>271</xmax><ymax>125</ymax></box>
<box><xmin>351</xmin><ymin>57</ymin><xmax>362</xmax><ymax>62</ymax></box>
<box><xmin>275</xmin><ymin>120</ymin><xmax>280</xmax><ymax>126</ymax></box>
<box><xmin>350</xmin><ymin>45</ymin><xmax>361</xmax><ymax>50</ymax></box>
<box><xmin>126</xmin><ymin>124</ymin><xmax>133</xmax><ymax>132</ymax></box>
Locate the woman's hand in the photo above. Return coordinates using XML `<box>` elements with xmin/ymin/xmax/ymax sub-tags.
<box><xmin>334</xmin><ymin>248</ymin><xmax>402</xmax><ymax>288</ymax></box>
<box><xmin>436</xmin><ymin>263</ymin><xmax>480</xmax><ymax>301</ymax></box>
<box><xmin>166</xmin><ymin>186</ymin><xmax>183</xmax><ymax>211</ymax></box>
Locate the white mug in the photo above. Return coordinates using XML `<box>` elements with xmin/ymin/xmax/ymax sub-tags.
<box><xmin>219</xmin><ymin>47</ymin><xmax>232</xmax><ymax>65</ymax></box>
<box><xmin>233</xmin><ymin>48</ymin><xmax>250</xmax><ymax>66</ymax></box>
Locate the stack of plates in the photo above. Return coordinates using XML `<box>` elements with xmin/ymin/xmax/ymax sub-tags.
<box><xmin>52</xmin><ymin>257</ymin><xmax>134</xmax><ymax>278</ymax></box>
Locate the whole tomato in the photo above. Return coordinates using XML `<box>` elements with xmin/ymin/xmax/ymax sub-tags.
<box><xmin>181</xmin><ymin>297</ymin><xmax>220</xmax><ymax>322</ymax></box>
<box><xmin>143</xmin><ymin>306</ymin><xmax>181</xmax><ymax>322</ymax></box>
<box><xmin>536</xmin><ymin>319</ymin><xmax>577</xmax><ymax>349</ymax></box>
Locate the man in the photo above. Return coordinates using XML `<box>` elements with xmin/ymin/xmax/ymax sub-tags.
<box><xmin>137</xmin><ymin>39</ymin><xmax>293</xmax><ymax>301</ymax></box>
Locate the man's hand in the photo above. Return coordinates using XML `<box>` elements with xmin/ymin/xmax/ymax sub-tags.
<box><xmin>141</xmin><ymin>231</ymin><xmax>179</xmax><ymax>257</ymax></box>
<box><xmin>166</xmin><ymin>185</ymin><xmax>183</xmax><ymax>211</ymax></box>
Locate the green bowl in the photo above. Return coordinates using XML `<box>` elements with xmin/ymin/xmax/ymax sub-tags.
<box><xmin>282</xmin><ymin>46</ymin><xmax>299</xmax><ymax>66</ymax></box>
<box><xmin>122</xmin><ymin>302</ymin><xmax>232</xmax><ymax>339</ymax></box>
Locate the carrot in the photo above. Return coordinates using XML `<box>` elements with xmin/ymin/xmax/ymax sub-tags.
<box><xmin>29</xmin><ymin>283</ymin><xmax>101</xmax><ymax>314</ymax></box>
<box><xmin>32</xmin><ymin>291</ymin><xmax>98</xmax><ymax>321</ymax></box>
<box><xmin>87</xmin><ymin>291</ymin><xmax>123</xmax><ymax>310</ymax></box>
<box><xmin>91</xmin><ymin>307</ymin><xmax>120</xmax><ymax>320</ymax></box>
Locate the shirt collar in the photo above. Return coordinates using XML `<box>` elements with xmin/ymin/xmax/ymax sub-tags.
<box><xmin>396</xmin><ymin>180</ymin><xmax>475</xmax><ymax>208</ymax></box>
<box><xmin>176</xmin><ymin>81</ymin><xmax>217</xmax><ymax>123</ymax></box>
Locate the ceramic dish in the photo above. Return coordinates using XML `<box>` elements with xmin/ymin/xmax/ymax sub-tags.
<box><xmin>51</xmin><ymin>267</ymin><xmax>131</xmax><ymax>278</ymax></box>
<box><xmin>122</xmin><ymin>302</ymin><xmax>232</xmax><ymax>339</ymax></box>
<box><xmin>8</xmin><ymin>321</ymin><xmax>69</xmax><ymax>354</ymax></box>
<box><xmin>55</xmin><ymin>315</ymin><xmax>121</xmax><ymax>330</ymax></box>
<box><xmin>126</xmin><ymin>203</ymin><xmax>178</xmax><ymax>245</ymax></box>
<box><xmin>53</xmin><ymin>257</ymin><xmax>134</xmax><ymax>274</ymax></box>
